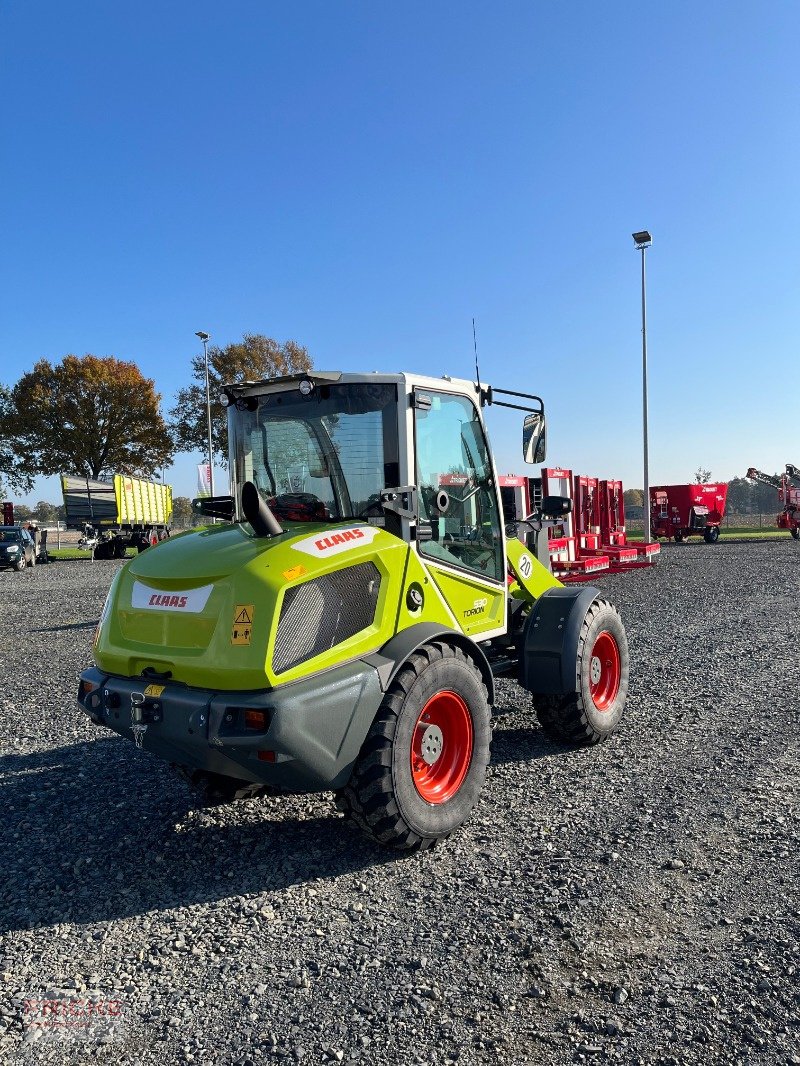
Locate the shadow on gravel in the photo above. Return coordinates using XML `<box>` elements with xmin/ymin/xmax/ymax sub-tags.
<box><xmin>0</xmin><ymin>740</ymin><xmax>396</xmax><ymax>933</ymax></box>
<box><xmin>30</xmin><ymin>620</ymin><xmax>98</xmax><ymax>632</ymax></box>
<box><xmin>488</xmin><ymin>724</ymin><xmax>573</xmax><ymax>765</ymax></box>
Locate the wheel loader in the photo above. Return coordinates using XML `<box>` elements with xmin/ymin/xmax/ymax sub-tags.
<box><xmin>78</xmin><ymin>371</ymin><xmax>630</xmax><ymax>850</ymax></box>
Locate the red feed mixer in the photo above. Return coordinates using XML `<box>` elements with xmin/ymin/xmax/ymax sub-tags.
<box><xmin>746</xmin><ymin>465</ymin><xmax>800</xmax><ymax>540</ymax></box>
<box><xmin>649</xmin><ymin>483</ymin><xmax>728</xmax><ymax>543</ymax></box>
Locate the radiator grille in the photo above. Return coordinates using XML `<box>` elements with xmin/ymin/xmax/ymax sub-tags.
<box><xmin>273</xmin><ymin>562</ymin><xmax>381</xmax><ymax>674</ymax></box>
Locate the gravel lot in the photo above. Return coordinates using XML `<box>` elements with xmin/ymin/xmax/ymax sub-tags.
<box><xmin>1</xmin><ymin>540</ymin><xmax>798</xmax><ymax>1065</ymax></box>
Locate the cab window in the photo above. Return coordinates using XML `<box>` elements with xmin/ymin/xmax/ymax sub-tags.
<box><xmin>414</xmin><ymin>390</ymin><xmax>503</xmax><ymax>581</ymax></box>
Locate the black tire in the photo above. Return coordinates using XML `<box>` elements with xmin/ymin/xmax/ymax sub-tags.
<box><xmin>15</xmin><ymin>555</ymin><xmax>26</xmax><ymax>572</ymax></box>
<box><xmin>336</xmin><ymin>642</ymin><xmax>492</xmax><ymax>851</ymax></box>
<box><xmin>532</xmin><ymin>598</ymin><xmax>629</xmax><ymax>746</ymax></box>
<box><xmin>791</xmin><ymin>527</ymin><xmax>799</xmax><ymax>540</ymax></box>
<box><xmin>673</xmin><ymin>532</ymin><xmax>684</xmax><ymax>543</ymax></box>
<box><xmin>704</xmin><ymin>526</ymin><xmax>720</xmax><ymax>543</ymax></box>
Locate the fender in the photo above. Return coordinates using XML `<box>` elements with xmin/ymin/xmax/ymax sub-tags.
<box><xmin>363</xmin><ymin>622</ymin><xmax>496</xmax><ymax>706</ymax></box>
<box><xmin>521</xmin><ymin>585</ymin><xmax>600</xmax><ymax>695</ymax></box>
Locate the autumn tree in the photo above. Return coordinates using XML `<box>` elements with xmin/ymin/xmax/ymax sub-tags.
<box><xmin>169</xmin><ymin>334</ymin><xmax>312</xmax><ymax>466</ymax></box>
<box><xmin>0</xmin><ymin>385</ymin><xmax>34</xmax><ymax>495</ymax></box>
<box><xmin>2</xmin><ymin>355</ymin><xmax>174</xmax><ymax>481</ymax></box>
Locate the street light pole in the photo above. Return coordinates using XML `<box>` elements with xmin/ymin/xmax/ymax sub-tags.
<box><xmin>195</xmin><ymin>331</ymin><xmax>215</xmax><ymax>498</ymax></box>
<box><xmin>632</xmin><ymin>231</ymin><xmax>652</xmax><ymax>542</ymax></box>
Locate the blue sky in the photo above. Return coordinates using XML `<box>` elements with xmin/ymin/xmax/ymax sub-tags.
<box><xmin>2</xmin><ymin>1</ymin><xmax>799</xmax><ymax>505</ymax></box>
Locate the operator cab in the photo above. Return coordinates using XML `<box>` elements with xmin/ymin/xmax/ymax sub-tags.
<box><xmin>216</xmin><ymin>371</ymin><xmax>547</xmax><ymax>586</ymax></box>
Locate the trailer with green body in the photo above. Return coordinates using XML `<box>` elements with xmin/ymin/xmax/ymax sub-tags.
<box><xmin>62</xmin><ymin>473</ymin><xmax>173</xmax><ymax>558</ymax></box>
<box><xmin>78</xmin><ymin>372</ymin><xmax>629</xmax><ymax>849</ymax></box>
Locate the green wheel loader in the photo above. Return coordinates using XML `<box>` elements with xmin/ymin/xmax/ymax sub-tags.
<box><xmin>78</xmin><ymin>372</ymin><xmax>629</xmax><ymax>850</ymax></box>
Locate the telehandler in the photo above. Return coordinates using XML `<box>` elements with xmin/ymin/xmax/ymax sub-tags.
<box><xmin>78</xmin><ymin>372</ymin><xmax>629</xmax><ymax>850</ymax></box>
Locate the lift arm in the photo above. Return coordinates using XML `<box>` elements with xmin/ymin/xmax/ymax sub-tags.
<box><xmin>746</xmin><ymin>467</ymin><xmax>782</xmax><ymax>488</ymax></box>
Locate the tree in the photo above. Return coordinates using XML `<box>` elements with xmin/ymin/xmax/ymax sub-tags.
<box><xmin>171</xmin><ymin>496</ymin><xmax>195</xmax><ymax>529</ymax></box>
<box><xmin>693</xmin><ymin>467</ymin><xmax>712</xmax><ymax>484</ymax></box>
<box><xmin>2</xmin><ymin>355</ymin><xmax>174</xmax><ymax>480</ymax></box>
<box><xmin>0</xmin><ymin>385</ymin><xmax>34</xmax><ymax>495</ymax></box>
<box><xmin>623</xmin><ymin>488</ymin><xmax>644</xmax><ymax>508</ymax></box>
<box><xmin>753</xmin><ymin>479</ymin><xmax>779</xmax><ymax>515</ymax></box>
<box><xmin>34</xmin><ymin>500</ymin><xmax>58</xmax><ymax>524</ymax></box>
<box><xmin>726</xmin><ymin>477</ymin><xmax>753</xmax><ymax>514</ymax></box>
<box><xmin>169</xmin><ymin>334</ymin><xmax>312</xmax><ymax>466</ymax></box>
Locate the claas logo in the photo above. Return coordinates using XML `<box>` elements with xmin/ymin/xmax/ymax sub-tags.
<box><xmin>148</xmin><ymin>593</ymin><xmax>188</xmax><ymax>608</ymax></box>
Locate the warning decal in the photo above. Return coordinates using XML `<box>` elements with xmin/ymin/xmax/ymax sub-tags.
<box><xmin>231</xmin><ymin>604</ymin><xmax>254</xmax><ymax>646</ymax></box>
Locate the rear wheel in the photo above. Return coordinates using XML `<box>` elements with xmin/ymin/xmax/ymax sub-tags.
<box><xmin>532</xmin><ymin>598</ymin><xmax>629</xmax><ymax>746</ymax></box>
<box><xmin>791</xmin><ymin>527</ymin><xmax>799</xmax><ymax>540</ymax></box>
<box><xmin>336</xmin><ymin>642</ymin><xmax>491</xmax><ymax>850</ymax></box>
<box><xmin>704</xmin><ymin>526</ymin><xmax>720</xmax><ymax>543</ymax></box>
<box><xmin>673</xmin><ymin>531</ymin><xmax>684</xmax><ymax>543</ymax></box>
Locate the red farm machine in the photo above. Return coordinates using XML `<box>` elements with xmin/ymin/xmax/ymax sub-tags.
<box><xmin>649</xmin><ymin>483</ymin><xmax>728</xmax><ymax>543</ymax></box>
<box><xmin>746</xmin><ymin>465</ymin><xmax>800</xmax><ymax>539</ymax></box>
<box><xmin>499</xmin><ymin>470</ymin><xmax>659</xmax><ymax>582</ymax></box>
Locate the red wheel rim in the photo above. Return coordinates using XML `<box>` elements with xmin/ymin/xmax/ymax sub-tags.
<box><xmin>589</xmin><ymin>631</ymin><xmax>621</xmax><ymax>711</ymax></box>
<box><xmin>410</xmin><ymin>690</ymin><xmax>473</xmax><ymax>804</ymax></box>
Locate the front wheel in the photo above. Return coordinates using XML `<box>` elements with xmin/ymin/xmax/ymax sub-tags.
<box><xmin>791</xmin><ymin>527</ymin><xmax>799</xmax><ymax>540</ymax></box>
<box><xmin>532</xmin><ymin>598</ymin><xmax>629</xmax><ymax>746</ymax></box>
<box><xmin>15</xmin><ymin>555</ymin><xmax>27</xmax><ymax>572</ymax></box>
<box><xmin>336</xmin><ymin>642</ymin><xmax>492</xmax><ymax>850</ymax></box>
<box><xmin>704</xmin><ymin>526</ymin><xmax>720</xmax><ymax>543</ymax></box>
<box><xmin>673</xmin><ymin>531</ymin><xmax>684</xmax><ymax>543</ymax></box>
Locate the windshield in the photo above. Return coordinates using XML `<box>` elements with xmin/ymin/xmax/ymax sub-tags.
<box><xmin>0</xmin><ymin>530</ymin><xmax>22</xmax><ymax>543</ymax></box>
<box><xmin>230</xmin><ymin>382</ymin><xmax>400</xmax><ymax>522</ymax></box>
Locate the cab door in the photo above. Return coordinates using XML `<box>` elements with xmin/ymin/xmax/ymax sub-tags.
<box><xmin>413</xmin><ymin>389</ymin><xmax>505</xmax><ymax>638</ymax></box>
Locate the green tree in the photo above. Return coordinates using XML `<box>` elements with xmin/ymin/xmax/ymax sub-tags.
<box><xmin>623</xmin><ymin>488</ymin><xmax>644</xmax><ymax>507</ymax></box>
<box><xmin>171</xmin><ymin>496</ymin><xmax>194</xmax><ymax>529</ymax></box>
<box><xmin>2</xmin><ymin>355</ymin><xmax>174</xmax><ymax>480</ymax></box>
<box><xmin>34</xmin><ymin>500</ymin><xmax>58</xmax><ymax>524</ymax></box>
<box><xmin>693</xmin><ymin>467</ymin><xmax>712</xmax><ymax>484</ymax></box>
<box><xmin>753</xmin><ymin>479</ymin><xmax>779</xmax><ymax>514</ymax></box>
<box><xmin>169</xmin><ymin>334</ymin><xmax>312</xmax><ymax>466</ymax></box>
<box><xmin>726</xmin><ymin>477</ymin><xmax>753</xmax><ymax>514</ymax></box>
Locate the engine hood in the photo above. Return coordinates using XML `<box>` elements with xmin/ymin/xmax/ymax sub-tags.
<box><xmin>93</xmin><ymin>520</ymin><xmax>409</xmax><ymax>691</ymax></box>
<box><xmin>127</xmin><ymin>523</ymin><xmax>297</xmax><ymax>583</ymax></box>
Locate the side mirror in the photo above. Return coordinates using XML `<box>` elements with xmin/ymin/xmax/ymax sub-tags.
<box><xmin>523</xmin><ymin>411</ymin><xmax>547</xmax><ymax>464</ymax></box>
<box><xmin>541</xmin><ymin>495</ymin><xmax>572</xmax><ymax>518</ymax></box>
<box><xmin>192</xmin><ymin>495</ymin><xmax>235</xmax><ymax>521</ymax></box>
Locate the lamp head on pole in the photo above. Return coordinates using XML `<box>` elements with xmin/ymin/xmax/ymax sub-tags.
<box><xmin>632</xmin><ymin>230</ymin><xmax>652</xmax><ymax>249</ymax></box>
<box><xmin>195</xmin><ymin>330</ymin><xmax>210</xmax><ymax>342</ymax></box>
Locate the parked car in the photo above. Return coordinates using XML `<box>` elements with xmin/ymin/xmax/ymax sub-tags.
<box><xmin>0</xmin><ymin>525</ymin><xmax>36</xmax><ymax>570</ymax></box>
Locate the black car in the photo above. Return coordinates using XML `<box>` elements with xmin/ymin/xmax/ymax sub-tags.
<box><xmin>0</xmin><ymin>525</ymin><xmax>36</xmax><ymax>570</ymax></box>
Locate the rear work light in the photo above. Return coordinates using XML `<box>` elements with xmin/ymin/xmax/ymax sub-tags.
<box><xmin>257</xmin><ymin>750</ymin><xmax>276</xmax><ymax>762</ymax></box>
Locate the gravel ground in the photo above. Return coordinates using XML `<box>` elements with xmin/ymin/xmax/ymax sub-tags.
<box><xmin>1</xmin><ymin>541</ymin><xmax>798</xmax><ymax>1065</ymax></box>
